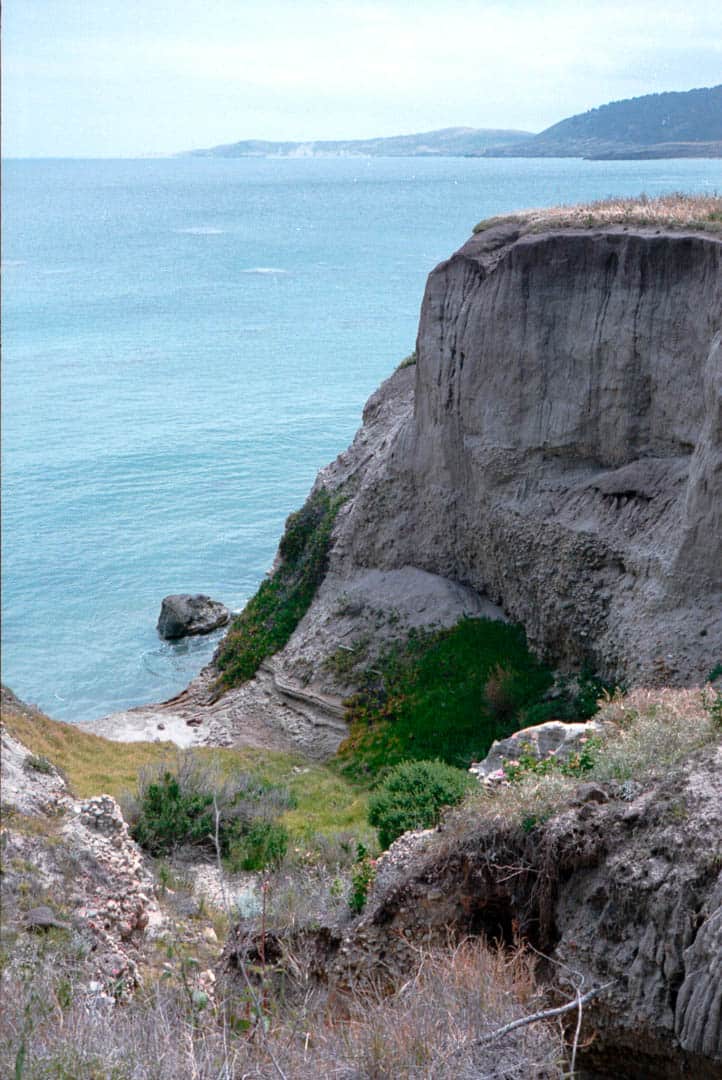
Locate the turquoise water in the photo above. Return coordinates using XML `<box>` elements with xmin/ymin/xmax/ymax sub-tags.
<box><xmin>3</xmin><ymin>156</ymin><xmax>721</xmax><ymax>721</ymax></box>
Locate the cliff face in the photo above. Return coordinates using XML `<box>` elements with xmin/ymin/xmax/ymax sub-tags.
<box><xmin>319</xmin><ymin>224</ymin><xmax>722</xmax><ymax>688</ymax></box>
<box><xmin>90</xmin><ymin>222</ymin><xmax>721</xmax><ymax>751</ymax></box>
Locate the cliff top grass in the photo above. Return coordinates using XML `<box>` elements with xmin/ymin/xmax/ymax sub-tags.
<box><xmin>473</xmin><ymin>192</ymin><xmax>722</xmax><ymax>236</ymax></box>
<box><xmin>0</xmin><ymin>688</ymin><xmax>372</xmax><ymax>847</ymax></box>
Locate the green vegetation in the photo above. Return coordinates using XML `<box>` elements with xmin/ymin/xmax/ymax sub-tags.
<box><xmin>448</xmin><ymin>686</ymin><xmax>722</xmax><ymax>838</ymax></box>
<box><xmin>1</xmin><ymin>696</ymin><xmax>371</xmax><ymax>853</ymax></box>
<box><xmin>368</xmin><ymin>759</ymin><xmax>475</xmax><ymax>850</ymax></box>
<box><xmin>227</xmin><ymin>819</ymin><xmax>289</xmax><ymax>872</ymax></box>
<box><xmin>338</xmin><ymin>618</ymin><xmax>554</xmax><ymax>777</ymax></box>
<box><xmin>322</xmin><ymin>636</ymin><xmax>371</xmax><ymax>681</ymax></box>
<box><xmin>22</xmin><ymin>754</ymin><xmax>55</xmax><ymax>776</ymax></box>
<box><xmin>501</xmin><ymin>736</ymin><xmax>601</xmax><ymax>783</ymax></box>
<box><xmin>348</xmin><ymin>843</ymin><xmax>376</xmax><ymax>913</ymax></box>
<box><xmin>396</xmin><ymin>350</ymin><xmax>417</xmax><ymax>370</ymax></box>
<box><xmin>128</xmin><ymin>756</ymin><xmax>292</xmax><ymax>870</ymax></box>
<box><xmin>215</xmin><ymin>487</ymin><xmax>343</xmax><ymax>688</ymax></box>
<box><xmin>131</xmin><ymin>770</ymin><xmax>224</xmax><ymax>855</ymax></box>
<box><xmin>484</xmin><ymin>85</ymin><xmax>722</xmax><ymax>159</ymax></box>
<box><xmin>517</xmin><ymin>668</ymin><xmax>614</xmax><ymax>726</ymax></box>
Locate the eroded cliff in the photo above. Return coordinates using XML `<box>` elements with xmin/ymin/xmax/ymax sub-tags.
<box><xmin>319</xmin><ymin>223</ymin><xmax>722</xmax><ymax>690</ymax></box>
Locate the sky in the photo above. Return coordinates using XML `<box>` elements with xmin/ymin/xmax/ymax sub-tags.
<box><xmin>3</xmin><ymin>0</ymin><xmax>721</xmax><ymax>158</ymax></box>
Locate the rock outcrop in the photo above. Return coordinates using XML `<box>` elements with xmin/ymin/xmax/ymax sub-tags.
<box><xmin>469</xmin><ymin>717</ymin><xmax>605</xmax><ymax>782</ymax></box>
<box><xmin>315</xmin><ymin>224</ymin><xmax>722</xmax><ymax>689</ymax></box>
<box><xmin>0</xmin><ymin>721</ymin><xmax>162</xmax><ymax>996</ymax></box>
<box><xmin>157</xmin><ymin>593</ymin><xmax>230</xmax><ymax>639</ymax></box>
<box><xmin>324</xmin><ymin>739</ymin><xmax>722</xmax><ymax>1078</ymax></box>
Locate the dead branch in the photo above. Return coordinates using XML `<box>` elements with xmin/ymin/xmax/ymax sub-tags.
<box><xmin>475</xmin><ymin>980</ymin><xmax>615</xmax><ymax>1048</ymax></box>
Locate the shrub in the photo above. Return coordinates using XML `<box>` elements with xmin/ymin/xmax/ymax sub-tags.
<box><xmin>227</xmin><ymin>820</ymin><xmax>289</xmax><ymax>872</ymax></box>
<box><xmin>483</xmin><ymin>663</ymin><xmax>522</xmax><ymax>722</ymax></box>
<box><xmin>131</xmin><ymin>770</ymin><xmax>217</xmax><ymax>855</ymax></box>
<box><xmin>368</xmin><ymin>759</ymin><xmax>475</xmax><ymax>849</ymax></box>
<box><xmin>519</xmin><ymin>668</ymin><xmax>615</xmax><ymax>727</ymax></box>
<box><xmin>129</xmin><ymin>752</ymin><xmax>292</xmax><ymax>867</ymax></box>
<box><xmin>215</xmin><ymin>488</ymin><xmax>343</xmax><ymax>688</ymax></box>
<box><xmin>23</xmin><ymin>754</ymin><xmax>55</xmax><ymax>776</ymax></box>
<box><xmin>348</xmin><ymin>843</ymin><xmax>376</xmax><ymax>913</ymax></box>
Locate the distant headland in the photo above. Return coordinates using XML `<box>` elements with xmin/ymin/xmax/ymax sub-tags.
<box><xmin>185</xmin><ymin>84</ymin><xmax>722</xmax><ymax>160</ymax></box>
<box><xmin>184</xmin><ymin>126</ymin><xmax>533</xmax><ymax>159</ymax></box>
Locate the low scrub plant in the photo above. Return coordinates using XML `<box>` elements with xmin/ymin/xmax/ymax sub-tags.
<box><xmin>587</xmin><ymin>686</ymin><xmax>722</xmax><ymax>781</ymax></box>
<box><xmin>215</xmin><ymin>487</ymin><xmax>343</xmax><ymax>688</ymax></box>
<box><xmin>450</xmin><ymin>686</ymin><xmax>722</xmax><ymax>838</ymax></box>
<box><xmin>0</xmin><ymin>933</ymin><xmax>566</xmax><ymax>1079</ymax></box>
<box><xmin>128</xmin><ymin>752</ymin><xmax>292</xmax><ymax>869</ymax></box>
<box><xmin>226</xmin><ymin>819</ymin><xmax>289</xmax><ymax>872</ymax></box>
<box><xmin>501</xmin><ymin>735</ymin><xmax>601</xmax><ymax>783</ymax></box>
<box><xmin>22</xmin><ymin>754</ymin><xmax>55</xmax><ymax>776</ymax></box>
<box><xmin>368</xmin><ymin>759</ymin><xmax>475</xmax><ymax>849</ymax></box>
<box><xmin>396</xmin><ymin>350</ymin><xmax>417</xmax><ymax>370</ymax></box>
<box><xmin>338</xmin><ymin>618</ymin><xmax>554</xmax><ymax>776</ymax></box>
<box><xmin>518</xmin><ymin>668</ymin><xmax>615</xmax><ymax>726</ymax></box>
<box><xmin>348</xmin><ymin>843</ymin><xmax>376</xmax><ymax>913</ymax></box>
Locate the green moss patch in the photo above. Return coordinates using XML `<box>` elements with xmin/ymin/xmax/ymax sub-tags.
<box><xmin>215</xmin><ymin>488</ymin><xmax>343</xmax><ymax>688</ymax></box>
<box><xmin>337</xmin><ymin>618</ymin><xmax>554</xmax><ymax>777</ymax></box>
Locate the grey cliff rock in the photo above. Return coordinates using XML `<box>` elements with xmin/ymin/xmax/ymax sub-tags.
<box><xmin>316</xmin><ymin>224</ymin><xmax>722</xmax><ymax>689</ymax></box>
<box><xmin>469</xmin><ymin>717</ymin><xmax>605</xmax><ymax>781</ymax></box>
<box><xmin>157</xmin><ymin>593</ymin><xmax>230</xmax><ymax>639</ymax></box>
<box><xmin>0</xmin><ymin>713</ymin><xmax>163</xmax><ymax>995</ymax></box>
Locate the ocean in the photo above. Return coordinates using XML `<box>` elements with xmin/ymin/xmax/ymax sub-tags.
<box><xmin>3</xmin><ymin>155</ymin><xmax>721</xmax><ymax>722</ymax></box>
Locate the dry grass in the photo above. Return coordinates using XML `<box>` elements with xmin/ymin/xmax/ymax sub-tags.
<box><xmin>588</xmin><ymin>686</ymin><xmax>720</xmax><ymax>781</ymax></box>
<box><xmin>322</xmin><ymin>940</ymin><xmax>564</xmax><ymax>1079</ymax></box>
<box><xmin>473</xmin><ymin>192</ymin><xmax>722</xmax><ymax>235</ymax></box>
<box><xmin>0</xmin><ymin>936</ymin><xmax>566</xmax><ymax>1079</ymax></box>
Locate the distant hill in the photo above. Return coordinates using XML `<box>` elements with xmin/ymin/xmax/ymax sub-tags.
<box><xmin>483</xmin><ymin>85</ymin><xmax>722</xmax><ymax>159</ymax></box>
<box><xmin>185</xmin><ymin>127</ymin><xmax>534</xmax><ymax>158</ymax></box>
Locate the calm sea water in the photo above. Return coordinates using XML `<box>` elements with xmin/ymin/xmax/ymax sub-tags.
<box><xmin>3</xmin><ymin>156</ymin><xmax>721</xmax><ymax>721</ymax></box>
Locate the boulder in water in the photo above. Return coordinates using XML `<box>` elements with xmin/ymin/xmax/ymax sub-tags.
<box><xmin>157</xmin><ymin>594</ymin><xmax>230</xmax><ymax>640</ymax></box>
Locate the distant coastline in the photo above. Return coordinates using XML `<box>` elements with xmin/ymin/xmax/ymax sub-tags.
<box><xmin>185</xmin><ymin>84</ymin><xmax>722</xmax><ymax>161</ymax></box>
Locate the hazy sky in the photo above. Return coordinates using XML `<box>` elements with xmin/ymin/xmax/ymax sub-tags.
<box><xmin>3</xmin><ymin>0</ymin><xmax>721</xmax><ymax>157</ymax></box>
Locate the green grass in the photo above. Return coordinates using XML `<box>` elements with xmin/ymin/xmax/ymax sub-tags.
<box><xmin>337</xmin><ymin>618</ymin><xmax>554</xmax><ymax>778</ymax></box>
<box><xmin>215</xmin><ymin>487</ymin><xmax>343</xmax><ymax>688</ymax></box>
<box><xmin>396</xmin><ymin>350</ymin><xmax>417</xmax><ymax>370</ymax></box>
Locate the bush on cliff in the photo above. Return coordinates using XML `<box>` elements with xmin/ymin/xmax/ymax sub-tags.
<box><xmin>129</xmin><ymin>753</ymin><xmax>292</xmax><ymax>868</ymax></box>
<box><xmin>215</xmin><ymin>487</ymin><xmax>343</xmax><ymax>688</ymax></box>
<box><xmin>338</xmin><ymin>618</ymin><xmax>553</xmax><ymax>776</ymax></box>
<box><xmin>368</xmin><ymin>759</ymin><xmax>475</xmax><ymax>849</ymax></box>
